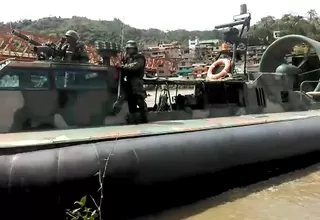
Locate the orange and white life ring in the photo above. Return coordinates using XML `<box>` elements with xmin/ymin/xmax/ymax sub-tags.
<box><xmin>206</xmin><ymin>58</ymin><xmax>231</xmax><ymax>81</ymax></box>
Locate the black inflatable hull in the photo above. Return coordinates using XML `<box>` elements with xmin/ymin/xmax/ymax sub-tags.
<box><xmin>2</xmin><ymin>116</ymin><xmax>320</xmax><ymax>219</ymax></box>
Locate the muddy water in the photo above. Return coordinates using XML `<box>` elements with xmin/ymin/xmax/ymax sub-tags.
<box><xmin>138</xmin><ymin>164</ymin><xmax>320</xmax><ymax>220</ymax></box>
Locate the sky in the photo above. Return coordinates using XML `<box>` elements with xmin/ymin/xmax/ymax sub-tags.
<box><xmin>1</xmin><ymin>0</ymin><xmax>319</xmax><ymax>31</ymax></box>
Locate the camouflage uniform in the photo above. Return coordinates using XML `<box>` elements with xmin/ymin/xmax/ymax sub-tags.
<box><xmin>57</xmin><ymin>30</ymin><xmax>89</xmax><ymax>62</ymax></box>
<box><xmin>121</xmin><ymin>40</ymin><xmax>148</xmax><ymax>123</ymax></box>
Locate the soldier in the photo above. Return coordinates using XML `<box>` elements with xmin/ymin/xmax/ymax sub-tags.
<box><xmin>56</xmin><ymin>30</ymin><xmax>89</xmax><ymax>62</ymax></box>
<box><xmin>120</xmin><ymin>40</ymin><xmax>148</xmax><ymax>123</ymax></box>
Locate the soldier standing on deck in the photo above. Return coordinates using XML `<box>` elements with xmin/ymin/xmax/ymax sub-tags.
<box><xmin>120</xmin><ymin>40</ymin><xmax>148</xmax><ymax>123</ymax></box>
<box><xmin>56</xmin><ymin>30</ymin><xmax>89</xmax><ymax>62</ymax></box>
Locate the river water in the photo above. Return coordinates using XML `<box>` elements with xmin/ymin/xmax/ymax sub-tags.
<box><xmin>137</xmin><ymin>163</ymin><xmax>320</xmax><ymax>220</ymax></box>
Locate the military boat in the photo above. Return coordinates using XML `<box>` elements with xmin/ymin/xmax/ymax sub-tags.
<box><xmin>2</xmin><ymin>5</ymin><xmax>320</xmax><ymax>219</ymax></box>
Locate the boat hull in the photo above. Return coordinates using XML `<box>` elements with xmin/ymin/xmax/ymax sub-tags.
<box><xmin>2</xmin><ymin>115</ymin><xmax>320</xmax><ymax>219</ymax></box>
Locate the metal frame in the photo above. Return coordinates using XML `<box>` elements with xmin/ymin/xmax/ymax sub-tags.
<box><xmin>299</xmin><ymin>80</ymin><xmax>320</xmax><ymax>101</ymax></box>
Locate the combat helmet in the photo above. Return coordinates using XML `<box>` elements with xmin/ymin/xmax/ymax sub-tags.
<box><xmin>65</xmin><ymin>30</ymin><xmax>80</xmax><ymax>41</ymax></box>
<box><xmin>125</xmin><ymin>40</ymin><xmax>137</xmax><ymax>49</ymax></box>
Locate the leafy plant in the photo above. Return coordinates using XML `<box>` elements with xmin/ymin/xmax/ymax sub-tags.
<box><xmin>66</xmin><ymin>142</ymin><xmax>116</xmax><ymax>220</ymax></box>
<box><xmin>66</xmin><ymin>196</ymin><xmax>98</xmax><ymax>220</ymax></box>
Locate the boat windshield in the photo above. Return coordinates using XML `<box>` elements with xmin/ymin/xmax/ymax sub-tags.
<box><xmin>54</xmin><ymin>69</ymin><xmax>108</xmax><ymax>89</ymax></box>
<box><xmin>0</xmin><ymin>67</ymin><xmax>109</xmax><ymax>90</ymax></box>
<box><xmin>0</xmin><ymin>67</ymin><xmax>49</xmax><ymax>89</ymax></box>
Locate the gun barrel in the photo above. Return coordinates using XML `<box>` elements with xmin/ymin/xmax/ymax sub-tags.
<box><xmin>11</xmin><ymin>29</ymin><xmax>42</xmax><ymax>46</ymax></box>
<box><xmin>215</xmin><ymin>20</ymin><xmax>247</xmax><ymax>29</ymax></box>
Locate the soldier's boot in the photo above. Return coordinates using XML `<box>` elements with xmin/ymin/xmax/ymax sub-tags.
<box><xmin>126</xmin><ymin>113</ymin><xmax>140</xmax><ymax>124</ymax></box>
<box><xmin>126</xmin><ymin>113</ymin><xmax>133</xmax><ymax>124</ymax></box>
<box><xmin>137</xmin><ymin>99</ymin><xmax>148</xmax><ymax>123</ymax></box>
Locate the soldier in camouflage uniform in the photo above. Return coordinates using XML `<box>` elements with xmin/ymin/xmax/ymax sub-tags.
<box><xmin>120</xmin><ymin>40</ymin><xmax>148</xmax><ymax>123</ymax></box>
<box><xmin>56</xmin><ymin>30</ymin><xmax>89</xmax><ymax>62</ymax></box>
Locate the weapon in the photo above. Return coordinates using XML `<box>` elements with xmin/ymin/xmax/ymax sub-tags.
<box><xmin>215</xmin><ymin>4</ymin><xmax>251</xmax><ymax>77</ymax></box>
<box><xmin>11</xmin><ymin>29</ymin><xmax>41</xmax><ymax>46</ymax></box>
<box><xmin>112</xmin><ymin>20</ymin><xmax>126</xmax><ymax>114</ymax></box>
<box><xmin>11</xmin><ymin>29</ymin><xmax>63</xmax><ymax>61</ymax></box>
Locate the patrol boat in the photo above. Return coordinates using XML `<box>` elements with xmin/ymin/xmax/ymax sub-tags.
<box><xmin>2</xmin><ymin>5</ymin><xmax>320</xmax><ymax>220</ymax></box>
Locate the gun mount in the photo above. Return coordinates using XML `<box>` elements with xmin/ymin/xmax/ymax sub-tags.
<box><xmin>11</xmin><ymin>29</ymin><xmax>60</xmax><ymax>61</ymax></box>
<box><xmin>215</xmin><ymin>4</ymin><xmax>251</xmax><ymax>77</ymax></box>
<box><xmin>95</xmin><ymin>41</ymin><xmax>121</xmax><ymax>66</ymax></box>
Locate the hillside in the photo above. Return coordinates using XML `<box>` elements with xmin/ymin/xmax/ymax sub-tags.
<box><xmin>1</xmin><ymin>9</ymin><xmax>320</xmax><ymax>47</ymax></box>
<box><xmin>0</xmin><ymin>17</ymin><xmax>222</xmax><ymax>47</ymax></box>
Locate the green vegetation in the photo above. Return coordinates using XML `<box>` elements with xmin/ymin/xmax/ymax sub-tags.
<box><xmin>249</xmin><ymin>9</ymin><xmax>320</xmax><ymax>45</ymax></box>
<box><xmin>65</xmin><ymin>143</ymin><xmax>114</xmax><ymax>220</ymax></box>
<box><xmin>67</xmin><ymin>196</ymin><xmax>98</xmax><ymax>220</ymax></box>
<box><xmin>1</xmin><ymin>9</ymin><xmax>319</xmax><ymax>47</ymax></box>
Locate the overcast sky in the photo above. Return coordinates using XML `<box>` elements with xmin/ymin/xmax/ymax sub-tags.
<box><xmin>1</xmin><ymin>0</ymin><xmax>319</xmax><ymax>30</ymax></box>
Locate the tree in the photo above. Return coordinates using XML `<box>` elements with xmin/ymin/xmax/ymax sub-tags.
<box><xmin>248</xmin><ymin>10</ymin><xmax>320</xmax><ymax>45</ymax></box>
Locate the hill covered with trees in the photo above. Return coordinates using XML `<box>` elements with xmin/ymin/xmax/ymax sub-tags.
<box><xmin>1</xmin><ymin>9</ymin><xmax>320</xmax><ymax>47</ymax></box>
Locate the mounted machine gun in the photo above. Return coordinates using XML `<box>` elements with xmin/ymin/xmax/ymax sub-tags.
<box><xmin>215</xmin><ymin>4</ymin><xmax>251</xmax><ymax>78</ymax></box>
<box><xmin>11</xmin><ymin>29</ymin><xmax>65</xmax><ymax>61</ymax></box>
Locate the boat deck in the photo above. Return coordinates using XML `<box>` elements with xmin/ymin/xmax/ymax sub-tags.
<box><xmin>0</xmin><ymin>110</ymin><xmax>319</xmax><ymax>148</ymax></box>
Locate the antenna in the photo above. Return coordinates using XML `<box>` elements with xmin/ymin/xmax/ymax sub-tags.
<box><xmin>120</xmin><ymin>17</ymin><xmax>125</xmax><ymax>49</ymax></box>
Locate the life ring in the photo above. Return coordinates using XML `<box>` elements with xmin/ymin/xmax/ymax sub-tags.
<box><xmin>206</xmin><ymin>58</ymin><xmax>231</xmax><ymax>80</ymax></box>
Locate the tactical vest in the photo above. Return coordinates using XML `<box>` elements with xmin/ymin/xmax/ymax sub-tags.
<box><xmin>124</xmin><ymin>53</ymin><xmax>146</xmax><ymax>78</ymax></box>
<box><xmin>64</xmin><ymin>42</ymin><xmax>88</xmax><ymax>62</ymax></box>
